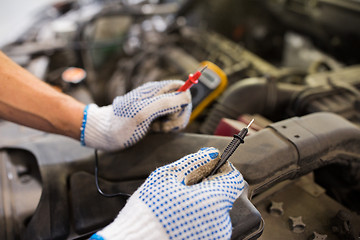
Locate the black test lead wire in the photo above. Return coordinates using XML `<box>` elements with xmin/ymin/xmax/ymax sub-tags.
<box><xmin>94</xmin><ymin>149</ymin><xmax>131</xmax><ymax>198</ymax></box>
<box><xmin>208</xmin><ymin>119</ymin><xmax>254</xmax><ymax>176</ymax></box>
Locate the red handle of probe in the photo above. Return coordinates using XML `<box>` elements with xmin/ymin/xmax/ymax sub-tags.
<box><xmin>177</xmin><ymin>65</ymin><xmax>208</xmax><ymax>92</ymax></box>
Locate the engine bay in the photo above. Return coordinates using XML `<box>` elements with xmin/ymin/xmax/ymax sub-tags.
<box><xmin>1</xmin><ymin>0</ymin><xmax>360</xmax><ymax>239</ymax></box>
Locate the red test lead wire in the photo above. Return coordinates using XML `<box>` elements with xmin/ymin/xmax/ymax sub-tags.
<box><xmin>177</xmin><ymin>65</ymin><xmax>208</xmax><ymax>92</ymax></box>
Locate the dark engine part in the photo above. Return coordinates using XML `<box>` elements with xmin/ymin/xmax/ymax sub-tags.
<box><xmin>295</xmin><ymin>65</ymin><xmax>360</xmax><ymax>124</ymax></box>
<box><xmin>264</xmin><ymin>0</ymin><xmax>360</xmax><ymax>65</ymax></box>
<box><xmin>105</xmin><ymin>26</ymin><xmax>281</xmax><ymax>103</ymax></box>
<box><xmin>0</xmin><ymin>150</ymin><xmax>42</xmax><ymax>239</ymax></box>
<box><xmin>1</xmin><ymin>112</ymin><xmax>359</xmax><ymax>239</ymax></box>
<box><xmin>0</xmin><ymin>123</ymin><xmax>263</xmax><ymax>240</ymax></box>
<box><xmin>198</xmin><ymin>0</ymin><xmax>360</xmax><ymax>65</ymax></box>
<box><xmin>201</xmin><ymin>65</ymin><xmax>360</xmax><ymax>134</ymax></box>
<box><xmin>200</xmin><ymin>77</ymin><xmax>303</xmax><ymax>134</ymax></box>
<box><xmin>253</xmin><ymin>173</ymin><xmax>360</xmax><ymax>240</ymax></box>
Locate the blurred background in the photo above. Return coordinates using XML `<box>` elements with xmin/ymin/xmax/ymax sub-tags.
<box><xmin>0</xmin><ymin>0</ymin><xmax>59</xmax><ymax>47</ymax></box>
<box><xmin>1</xmin><ymin>0</ymin><xmax>360</xmax><ymax>239</ymax></box>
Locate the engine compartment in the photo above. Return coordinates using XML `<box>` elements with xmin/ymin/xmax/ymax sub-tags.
<box><xmin>1</xmin><ymin>0</ymin><xmax>360</xmax><ymax>239</ymax></box>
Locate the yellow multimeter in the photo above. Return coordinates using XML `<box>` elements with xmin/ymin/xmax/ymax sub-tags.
<box><xmin>190</xmin><ymin>61</ymin><xmax>228</xmax><ymax>121</ymax></box>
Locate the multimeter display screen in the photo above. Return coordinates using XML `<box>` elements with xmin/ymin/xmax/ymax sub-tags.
<box><xmin>203</xmin><ymin>73</ymin><xmax>216</xmax><ymax>82</ymax></box>
<box><xmin>200</xmin><ymin>71</ymin><xmax>221</xmax><ymax>89</ymax></box>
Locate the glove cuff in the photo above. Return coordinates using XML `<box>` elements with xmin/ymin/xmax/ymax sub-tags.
<box><xmin>81</xmin><ymin>104</ymin><xmax>113</xmax><ymax>150</ymax></box>
<box><xmin>80</xmin><ymin>105</ymin><xmax>90</xmax><ymax>146</ymax></box>
<box><xmin>91</xmin><ymin>196</ymin><xmax>168</xmax><ymax>240</ymax></box>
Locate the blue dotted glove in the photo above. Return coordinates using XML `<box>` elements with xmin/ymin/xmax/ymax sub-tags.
<box><xmin>80</xmin><ymin>80</ymin><xmax>192</xmax><ymax>151</ymax></box>
<box><xmin>91</xmin><ymin>147</ymin><xmax>245</xmax><ymax>240</ymax></box>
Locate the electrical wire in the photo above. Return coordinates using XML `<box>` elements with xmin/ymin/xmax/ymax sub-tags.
<box><xmin>94</xmin><ymin>149</ymin><xmax>131</xmax><ymax>198</ymax></box>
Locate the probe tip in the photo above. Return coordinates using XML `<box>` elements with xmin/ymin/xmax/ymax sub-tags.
<box><xmin>246</xmin><ymin>119</ymin><xmax>255</xmax><ymax>128</ymax></box>
<box><xmin>200</xmin><ymin>65</ymin><xmax>208</xmax><ymax>73</ymax></box>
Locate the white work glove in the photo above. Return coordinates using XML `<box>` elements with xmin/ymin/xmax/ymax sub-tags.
<box><xmin>90</xmin><ymin>147</ymin><xmax>245</xmax><ymax>240</ymax></box>
<box><xmin>80</xmin><ymin>80</ymin><xmax>192</xmax><ymax>151</ymax></box>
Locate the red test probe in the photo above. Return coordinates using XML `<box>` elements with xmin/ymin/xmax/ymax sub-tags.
<box><xmin>177</xmin><ymin>65</ymin><xmax>208</xmax><ymax>92</ymax></box>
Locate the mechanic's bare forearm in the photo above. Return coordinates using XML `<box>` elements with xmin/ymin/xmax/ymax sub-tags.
<box><xmin>0</xmin><ymin>51</ymin><xmax>85</xmax><ymax>140</ymax></box>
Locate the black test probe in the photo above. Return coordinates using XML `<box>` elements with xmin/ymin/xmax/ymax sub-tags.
<box><xmin>208</xmin><ymin>119</ymin><xmax>254</xmax><ymax>176</ymax></box>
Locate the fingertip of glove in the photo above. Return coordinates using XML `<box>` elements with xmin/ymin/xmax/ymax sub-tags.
<box><xmin>177</xmin><ymin>147</ymin><xmax>221</xmax><ymax>185</ymax></box>
<box><xmin>199</xmin><ymin>147</ymin><xmax>219</xmax><ymax>154</ymax></box>
<box><xmin>166</xmin><ymin>79</ymin><xmax>186</xmax><ymax>85</ymax></box>
<box><xmin>90</xmin><ymin>233</ymin><xmax>105</xmax><ymax>240</ymax></box>
<box><xmin>174</xmin><ymin>90</ymin><xmax>191</xmax><ymax>98</ymax></box>
<box><xmin>200</xmin><ymin>147</ymin><xmax>216</xmax><ymax>151</ymax></box>
<box><xmin>198</xmin><ymin>147</ymin><xmax>220</xmax><ymax>160</ymax></box>
<box><xmin>209</xmin><ymin>152</ymin><xmax>219</xmax><ymax>159</ymax></box>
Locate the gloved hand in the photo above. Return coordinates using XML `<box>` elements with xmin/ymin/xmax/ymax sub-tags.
<box><xmin>90</xmin><ymin>147</ymin><xmax>245</xmax><ymax>240</ymax></box>
<box><xmin>80</xmin><ymin>80</ymin><xmax>192</xmax><ymax>151</ymax></box>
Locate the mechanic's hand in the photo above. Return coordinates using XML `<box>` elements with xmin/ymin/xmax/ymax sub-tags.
<box><xmin>90</xmin><ymin>147</ymin><xmax>245</xmax><ymax>240</ymax></box>
<box><xmin>80</xmin><ymin>80</ymin><xmax>192</xmax><ymax>151</ymax></box>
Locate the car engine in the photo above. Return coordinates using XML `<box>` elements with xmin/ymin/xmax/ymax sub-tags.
<box><xmin>1</xmin><ymin>0</ymin><xmax>360</xmax><ymax>239</ymax></box>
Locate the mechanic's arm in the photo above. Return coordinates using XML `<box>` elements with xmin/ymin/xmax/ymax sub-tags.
<box><xmin>91</xmin><ymin>147</ymin><xmax>245</xmax><ymax>240</ymax></box>
<box><xmin>0</xmin><ymin>51</ymin><xmax>85</xmax><ymax>139</ymax></box>
<box><xmin>0</xmin><ymin>51</ymin><xmax>192</xmax><ymax>151</ymax></box>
